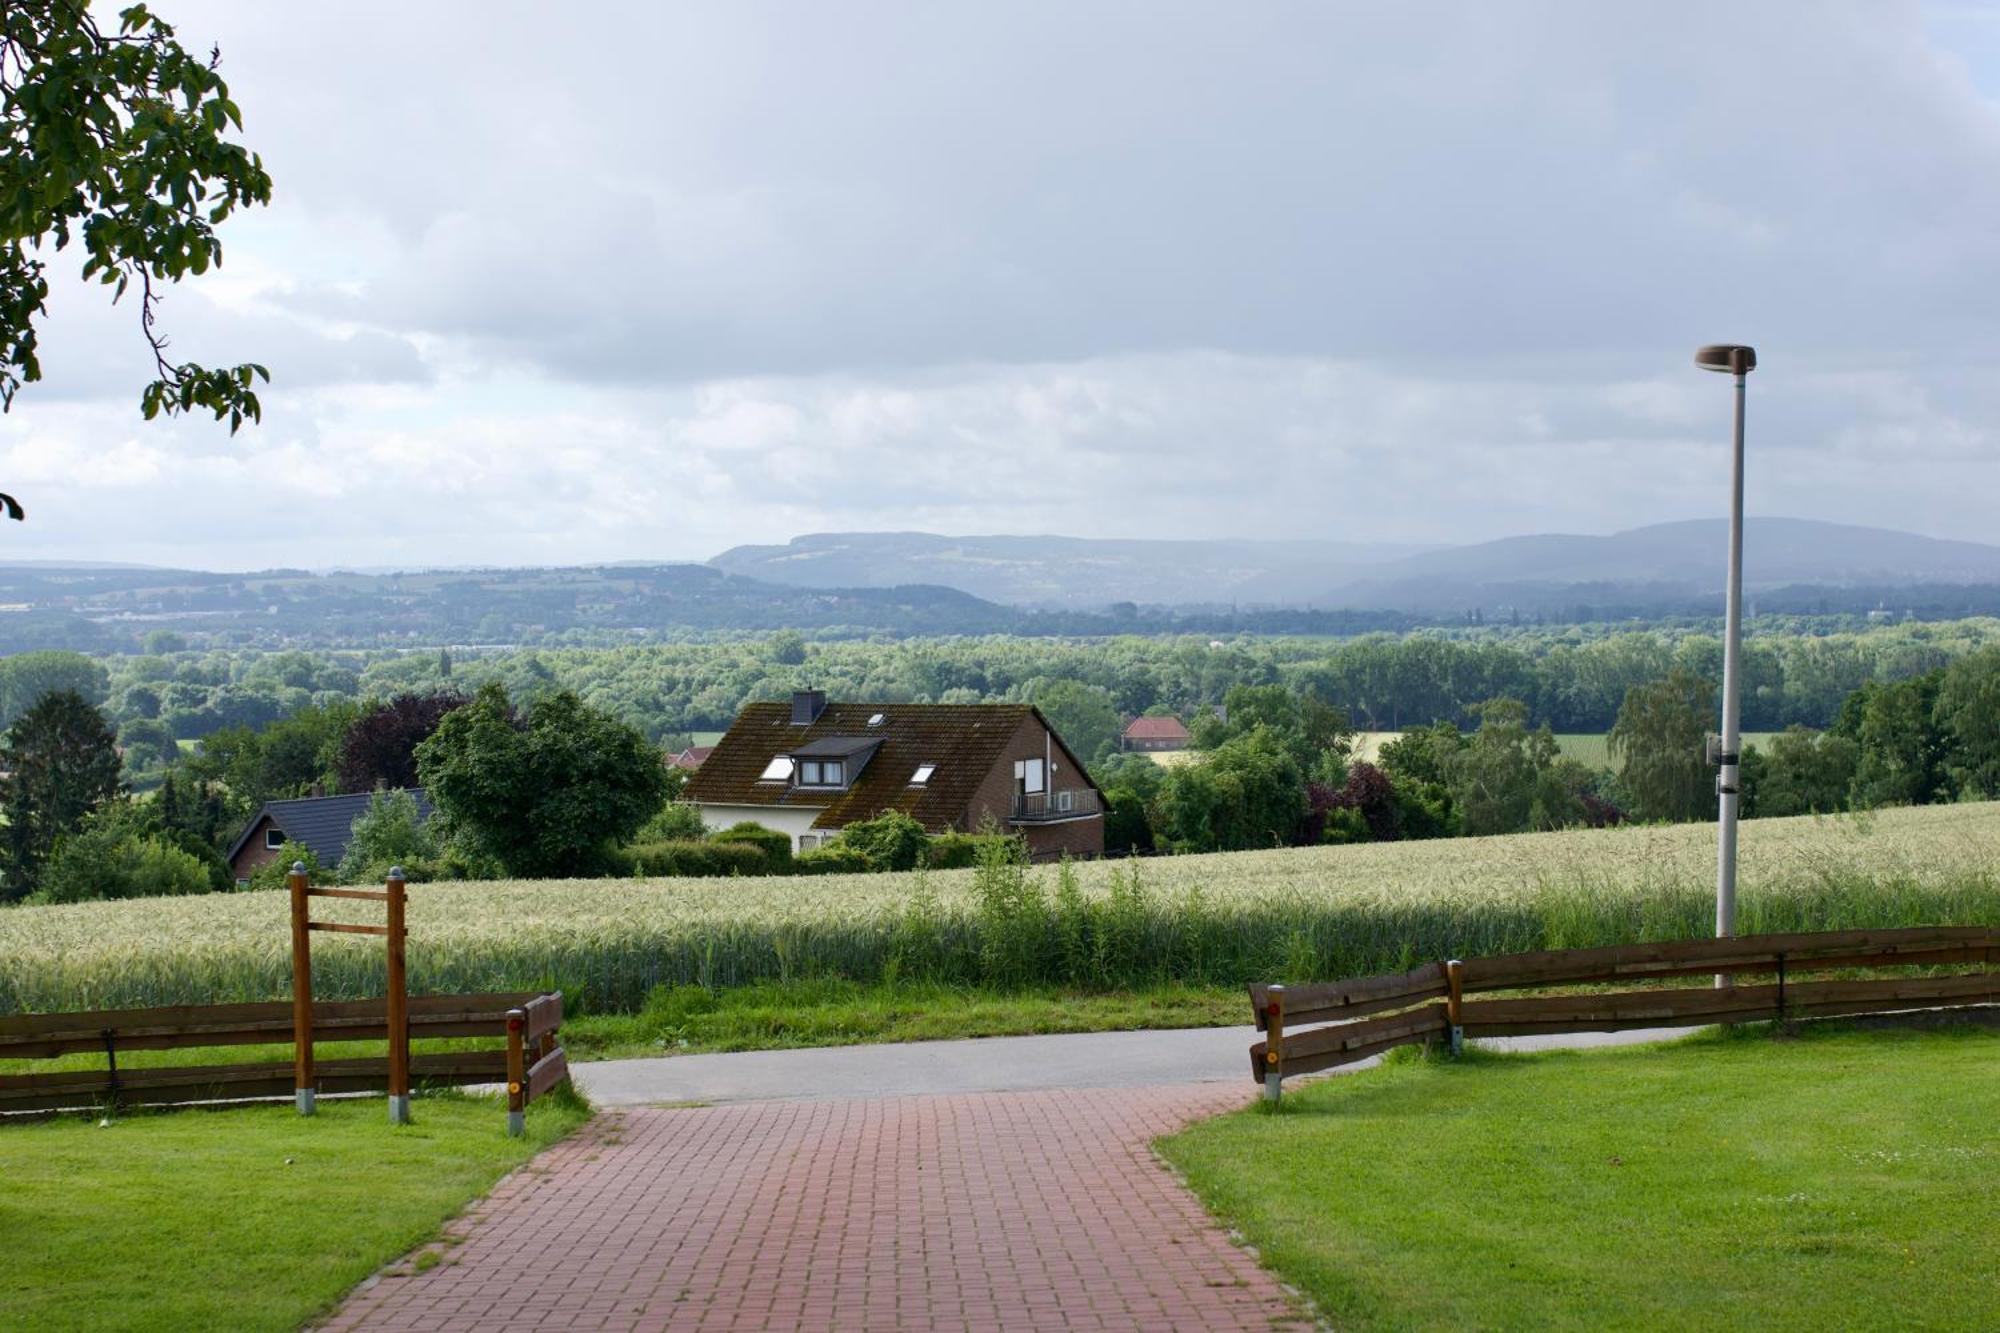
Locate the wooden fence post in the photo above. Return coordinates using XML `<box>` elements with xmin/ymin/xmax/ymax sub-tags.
<box><xmin>1263</xmin><ymin>984</ymin><xmax>1285</xmax><ymax>1104</ymax></box>
<box><xmin>385</xmin><ymin>867</ymin><xmax>410</xmax><ymax>1125</ymax></box>
<box><xmin>506</xmin><ymin>1008</ymin><xmax>527</xmax><ymax>1137</ymax></box>
<box><xmin>1446</xmin><ymin>959</ymin><xmax>1465</xmax><ymax>1057</ymax></box>
<box><xmin>289</xmin><ymin>861</ymin><xmax>315</xmax><ymax>1115</ymax></box>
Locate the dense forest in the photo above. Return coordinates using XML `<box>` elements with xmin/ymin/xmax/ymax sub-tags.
<box><xmin>20</xmin><ymin>617</ymin><xmax>1994</xmax><ymax>772</ymax></box>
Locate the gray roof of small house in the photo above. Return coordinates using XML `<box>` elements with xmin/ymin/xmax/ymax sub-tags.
<box><xmin>226</xmin><ymin>789</ymin><xmax>432</xmax><ymax>867</ymax></box>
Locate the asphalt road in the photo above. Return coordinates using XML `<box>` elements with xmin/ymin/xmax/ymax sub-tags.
<box><xmin>571</xmin><ymin>1022</ymin><xmax>1692</xmax><ymax>1107</ymax></box>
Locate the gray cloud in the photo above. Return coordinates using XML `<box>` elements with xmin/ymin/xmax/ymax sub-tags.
<box><xmin>3</xmin><ymin>1</ymin><xmax>1998</xmax><ymax>568</ymax></box>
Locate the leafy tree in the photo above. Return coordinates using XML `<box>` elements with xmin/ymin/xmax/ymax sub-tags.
<box><xmin>767</xmin><ymin>631</ymin><xmax>807</xmax><ymax>666</ymax></box>
<box><xmin>336</xmin><ymin>788</ymin><xmax>439</xmax><ymax>883</ymax></box>
<box><xmin>0</xmin><ymin>650</ymin><xmax>108</xmax><ymax>725</ymax></box>
<box><xmin>1935</xmin><ymin>646</ymin><xmax>2000</xmax><ymax>799</ymax></box>
<box><xmin>415</xmin><ymin>683</ymin><xmax>670</xmax><ymax>878</ymax></box>
<box><xmin>335</xmin><ymin>691</ymin><xmax>466</xmax><ymax>792</ymax></box>
<box><xmin>1741</xmin><ymin>726</ymin><xmax>1858</xmax><ymax>818</ymax></box>
<box><xmin>1444</xmin><ymin>698</ymin><xmax>1586</xmax><ymax>836</ymax></box>
<box><xmin>1848</xmin><ymin>674</ymin><xmax>1949</xmax><ymax>809</ymax></box>
<box><xmin>1607</xmin><ymin>669</ymin><xmax>1715</xmax><ymax>823</ymax></box>
<box><xmin>1029</xmin><ymin>678</ymin><xmax>1122</xmax><ymax>764</ymax></box>
<box><xmin>1377</xmin><ymin>721</ymin><xmax>1468</xmax><ymax>786</ymax></box>
<box><xmin>0</xmin><ymin>689</ymin><xmax>121</xmax><ymax>898</ymax></box>
<box><xmin>1189</xmin><ymin>683</ymin><xmax>1352</xmax><ymax>776</ymax></box>
<box><xmin>1307</xmin><ymin>761</ymin><xmax>1400</xmax><ymax>843</ymax></box>
<box><xmin>1</xmin><ymin>1</ymin><xmax>272</xmax><ymax>460</ymax></box>
<box><xmin>1151</xmin><ymin>726</ymin><xmax>1306</xmax><ymax>852</ymax></box>
<box><xmin>152</xmin><ymin>768</ymin><xmax>236</xmax><ymax>852</ymax></box>
<box><xmin>117</xmin><ymin>715</ymin><xmax>177</xmax><ymax>770</ymax></box>
<box><xmin>1093</xmin><ymin>751</ymin><xmax>1165</xmax><ymax>856</ymax></box>
<box><xmin>185</xmin><ymin>700</ymin><xmax>354</xmax><ymax>809</ymax></box>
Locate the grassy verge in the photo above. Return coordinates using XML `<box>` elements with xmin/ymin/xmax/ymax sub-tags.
<box><xmin>1160</xmin><ymin>1021</ymin><xmax>2000</xmax><ymax>1331</ymax></box>
<box><xmin>559</xmin><ymin>979</ymin><xmax>1244</xmax><ymax>1058</ymax></box>
<box><xmin>0</xmin><ymin>1090</ymin><xmax>588</xmax><ymax>1333</ymax></box>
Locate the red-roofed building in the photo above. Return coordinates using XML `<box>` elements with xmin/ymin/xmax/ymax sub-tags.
<box><xmin>1121</xmin><ymin>715</ymin><xmax>1191</xmax><ymax>753</ymax></box>
<box><xmin>668</xmin><ymin>745</ymin><xmax>715</xmax><ymax>771</ymax></box>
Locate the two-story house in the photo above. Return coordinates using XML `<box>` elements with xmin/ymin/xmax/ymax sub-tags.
<box><xmin>682</xmin><ymin>692</ymin><xmax>1104</xmax><ymax>861</ymax></box>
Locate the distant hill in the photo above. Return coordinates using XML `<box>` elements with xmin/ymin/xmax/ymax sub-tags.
<box><xmin>711</xmin><ymin>520</ymin><xmax>2000</xmax><ymax>614</ymax></box>
<box><xmin>1312</xmin><ymin>518</ymin><xmax>2000</xmax><ymax>612</ymax></box>
<box><xmin>708</xmin><ymin>532</ymin><xmax>1427</xmax><ymax>608</ymax></box>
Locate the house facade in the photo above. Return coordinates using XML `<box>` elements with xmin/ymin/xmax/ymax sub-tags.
<box><xmin>225</xmin><ymin>788</ymin><xmax>433</xmax><ymax>883</ymax></box>
<box><xmin>683</xmin><ymin>692</ymin><xmax>1104</xmax><ymax>861</ymax></box>
<box><xmin>1121</xmin><ymin>714</ymin><xmax>1191</xmax><ymax>752</ymax></box>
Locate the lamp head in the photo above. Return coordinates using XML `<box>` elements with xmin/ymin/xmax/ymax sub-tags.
<box><xmin>1695</xmin><ymin>344</ymin><xmax>1756</xmax><ymax>375</ymax></box>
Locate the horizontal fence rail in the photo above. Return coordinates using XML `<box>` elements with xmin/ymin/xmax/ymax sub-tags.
<box><xmin>0</xmin><ymin>989</ymin><xmax>566</xmax><ymax>1129</ymax></box>
<box><xmin>1250</xmin><ymin>925</ymin><xmax>1997</xmax><ymax>1097</ymax></box>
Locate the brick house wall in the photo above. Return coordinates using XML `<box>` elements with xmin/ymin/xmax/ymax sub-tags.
<box><xmin>962</xmin><ymin>714</ymin><xmax>1103</xmax><ymax>861</ymax></box>
<box><xmin>229</xmin><ymin>814</ymin><xmax>285</xmax><ymax>881</ymax></box>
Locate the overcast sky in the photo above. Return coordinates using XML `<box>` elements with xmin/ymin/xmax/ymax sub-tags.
<box><xmin>7</xmin><ymin>1</ymin><xmax>2000</xmax><ymax>570</ymax></box>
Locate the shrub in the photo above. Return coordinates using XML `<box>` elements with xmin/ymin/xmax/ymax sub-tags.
<box><xmin>793</xmin><ymin>844</ymin><xmax>874</xmax><ymax>875</ymax></box>
<box><xmin>607</xmin><ymin>840</ymin><xmax>769</xmax><ymax>878</ymax></box>
<box><xmin>247</xmin><ymin>841</ymin><xmax>324</xmax><ymax>892</ymax></box>
<box><xmin>923</xmin><ymin>830</ymin><xmax>1020</xmax><ymax>870</ymax></box>
<box><xmin>834</xmin><ymin>810</ymin><xmax>928</xmax><ymax>872</ymax></box>
<box><xmin>33</xmin><ymin>829</ymin><xmax>213</xmax><ymax>904</ymax></box>
<box><xmin>708</xmin><ymin>821</ymin><xmax>792</xmax><ymax>869</ymax></box>
<box><xmin>337</xmin><ymin>789</ymin><xmax>439</xmax><ymax>883</ymax></box>
<box><xmin>635</xmin><ymin>801</ymin><xmax>708</xmax><ymax>843</ymax></box>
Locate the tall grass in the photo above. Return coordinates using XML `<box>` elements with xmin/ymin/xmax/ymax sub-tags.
<box><xmin>1</xmin><ymin>804</ymin><xmax>1995</xmax><ymax>1014</ymax></box>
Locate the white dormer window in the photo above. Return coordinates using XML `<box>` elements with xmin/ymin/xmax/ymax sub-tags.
<box><xmin>910</xmin><ymin>763</ymin><xmax>936</xmax><ymax>786</ymax></box>
<box><xmin>758</xmin><ymin>756</ymin><xmax>795</xmax><ymax>782</ymax></box>
<box><xmin>264</xmin><ymin>827</ymin><xmax>286</xmax><ymax>850</ymax></box>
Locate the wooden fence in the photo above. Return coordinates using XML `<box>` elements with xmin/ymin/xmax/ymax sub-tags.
<box><xmin>1249</xmin><ymin>925</ymin><xmax>1998</xmax><ymax>1100</ymax></box>
<box><xmin>0</xmin><ymin>865</ymin><xmax>569</xmax><ymax>1133</ymax></box>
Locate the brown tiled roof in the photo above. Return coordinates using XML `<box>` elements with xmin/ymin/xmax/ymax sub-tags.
<box><xmin>684</xmin><ymin>701</ymin><xmax>1092</xmax><ymax>832</ymax></box>
<box><xmin>1122</xmin><ymin>715</ymin><xmax>1190</xmax><ymax>741</ymax></box>
<box><xmin>668</xmin><ymin>745</ymin><xmax>714</xmax><ymax>770</ymax></box>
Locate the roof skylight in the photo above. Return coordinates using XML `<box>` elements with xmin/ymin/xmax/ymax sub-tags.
<box><xmin>867</xmin><ymin>712</ymin><xmax>886</xmax><ymax>727</ymax></box>
<box><xmin>910</xmin><ymin>763</ymin><xmax>937</xmax><ymax>786</ymax></box>
<box><xmin>758</xmin><ymin>756</ymin><xmax>795</xmax><ymax>782</ymax></box>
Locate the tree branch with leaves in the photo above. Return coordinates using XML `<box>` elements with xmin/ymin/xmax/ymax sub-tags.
<box><xmin>0</xmin><ymin>0</ymin><xmax>272</xmax><ymax>521</ymax></box>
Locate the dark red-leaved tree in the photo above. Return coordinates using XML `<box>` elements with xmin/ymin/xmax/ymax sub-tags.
<box><xmin>336</xmin><ymin>692</ymin><xmax>468</xmax><ymax>793</ymax></box>
<box><xmin>1304</xmin><ymin>761</ymin><xmax>1402</xmax><ymax>844</ymax></box>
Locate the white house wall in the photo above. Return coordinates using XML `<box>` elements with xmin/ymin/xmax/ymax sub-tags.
<box><xmin>692</xmin><ymin>803</ymin><xmax>827</xmax><ymax>851</ymax></box>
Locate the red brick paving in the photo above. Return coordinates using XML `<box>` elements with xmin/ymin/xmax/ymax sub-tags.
<box><xmin>321</xmin><ymin>1084</ymin><xmax>1305</xmax><ymax>1332</ymax></box>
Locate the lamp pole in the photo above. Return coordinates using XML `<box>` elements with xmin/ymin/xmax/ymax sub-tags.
<box><xmin>1695</xmin><ymin>344</ymin><xmax>1756</xmax><ymax>967</ymax></box>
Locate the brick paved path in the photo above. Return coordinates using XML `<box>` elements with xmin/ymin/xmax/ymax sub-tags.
<box><xmin>323</xmin><ymin>1084</ymin><xmax>1304</xmax><ymax>1332</ymax></box>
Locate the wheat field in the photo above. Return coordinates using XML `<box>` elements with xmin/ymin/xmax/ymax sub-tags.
<box><xmin>0</xmin><ymin>803</ymin><xmax>1994</xmax><ymax>1014</ymax></box>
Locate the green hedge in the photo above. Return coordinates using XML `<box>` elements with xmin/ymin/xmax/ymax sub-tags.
<box><xmin>607</xmin><ymin>840</ymin><xmax>770</xmax><ymax>878</ymax></box>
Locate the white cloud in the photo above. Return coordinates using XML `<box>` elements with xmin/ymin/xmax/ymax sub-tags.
<box><xmin>2</xmin><ymin>1</ymin><xmax>1998</xmax><ymax>568</ymax></box>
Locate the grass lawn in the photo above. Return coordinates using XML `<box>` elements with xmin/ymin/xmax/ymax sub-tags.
<box><xmin>562</xmin><ymin>978</ymin><xmax>1245</xmax><ymax>1058</ymax></box>
<box><xmin>0</xmin><ymin>1091</ymin><xmax>588</xmax><ymax>1333</ymax></box>
<box><xmin>1160</xmin><ymin>1022</ymin><xmax>2000</xmax><ymax>1331</ymax></box>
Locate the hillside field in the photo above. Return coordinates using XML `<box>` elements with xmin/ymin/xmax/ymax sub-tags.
<box><xmin>1</xmin><ymin>803</ymin><xmax>1994</xmax><ymax>1017</ymax></box>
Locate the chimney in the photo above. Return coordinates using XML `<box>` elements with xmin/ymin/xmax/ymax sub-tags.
<box><xmin>791</xmin><ymin>690</ymin><xmax>826</xmax><ymax>725</ymax></box>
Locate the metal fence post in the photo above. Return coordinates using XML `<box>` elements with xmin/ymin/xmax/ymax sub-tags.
<box><xmin>1263</xmin><ymin>984</ymin><xmax>1285</xmax><ymax>1104</ymax></box>
<box><xmin>289</xmin><ymin>861</ymin><xmax>315</xmax><ymax>1115</ymax></box>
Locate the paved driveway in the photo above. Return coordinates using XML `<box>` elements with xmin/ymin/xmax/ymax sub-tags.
<box><xmin>326</xmin><ymin>1024</ymin><xmax>1689</xmax><ymax>1331</ymax></box>
<box><xmin>323</xmin><ymin>1083</ymin><xmax>1302</xmax><ymax>1332</ymax></box>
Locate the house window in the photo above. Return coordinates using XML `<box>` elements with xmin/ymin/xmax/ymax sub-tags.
<box><xmin>1013</xmin><ymin>758</ymin><xmax>1045</xmax><ymax>794</ymax></box>
<box><xmin>798</xmin><ymin>760</ymin><xmax>845</xmax><ymax>788</ymax></box>
<box><xmin>798</xmin><ymin>833</ymin><xmax>821</xmax><ymax>851</ymax></box>
<box><xmin>910</xmin><ymin>763</ymin><xmax>936</xmax><ymax>786</ymax></box>
<box><xmin>758</xmin><ymin>756</ymin><xmax>795</xmax><ymax>782</ymax></box>
<box><xmin>264</xmin><ymin>827</ymin><xmax>286</xmax><ymax>850</ymax></box>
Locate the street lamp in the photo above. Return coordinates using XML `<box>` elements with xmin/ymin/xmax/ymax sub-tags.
<box><xmin>1695</xmin><ymin>344</ymin><xmax>1755</xmax><ymax>965</ymax></box>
